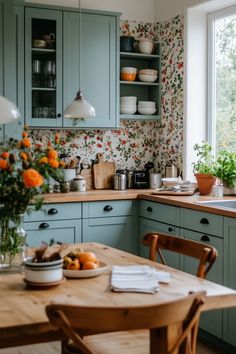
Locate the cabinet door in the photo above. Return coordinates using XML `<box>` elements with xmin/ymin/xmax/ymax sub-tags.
<box><xmin>181</xmin><ymin>228</ymin><xmax>223</xmax><ymax>338</ymax></box>
<box><xmin>63</xmin><ymin>12</ymin><xmax>118</xmax><ymax>128</ymax></box>
<box><xmin>223</xmin><ymin>217</ymin><xmax>236</xmax><ymax>346</ymax></box>
<box><xmin>24</xmin><ymin>219</ymin><xmax>81</xmax><ymax>247</ymax></box>
<box><xmin>82</xmin><ymin>216</ymin><xmax>133</xmax><ymax>253</ymax></box>
<box><xmin>139</xmin><ymin>217</ymin><xmax>180</xmax><ymax>269</ymax></box>
<box><xmin>25</xmin><ymin>7</ymin><xmax>63</xmax><ymax>127</ymax></box>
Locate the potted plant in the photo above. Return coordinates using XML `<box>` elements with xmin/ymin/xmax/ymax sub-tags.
<box><xmin>192</xmin><ymin>142</ymin><xmax>216</xmax><ymax>195</ymax></box>
<box><xmin>215</xmin><ymin>150</ymin><xmax>236</xmax><ymax>195</ymax></box>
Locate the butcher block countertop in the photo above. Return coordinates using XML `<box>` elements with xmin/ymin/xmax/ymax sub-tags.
<box><xmin>41</xmin><ymin>189</ymin><xmax>236</xmax><ymax>218</ymax></box>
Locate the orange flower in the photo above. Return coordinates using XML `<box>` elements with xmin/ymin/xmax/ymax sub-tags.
<box><xmin>55</xmin><ymin>133</ymin><xmax>60</xmax><ymax>144</ymax></box>
<box><xmin>59</xmin><ymin>161</ymin><xmax>66</xmax><ymax>168</ymax></box>
<box><xmin>39</xmin><ymin>156</ymin><xmax>48</xmax><ymax>164</ymax></box>
<box><xmin>21</xmin><ymin>131</ymin><xmax>28</xmax><ymax>138</ymax></box>
<box><xmin>1</xmin><ymin>151</ymin><xmax>9</xmax><ymax>159</ymax></box>
<box><xmin>20</xmin><ymin>152</ymin><xmax>28</xmax><ymax>161</ymax></box>
<box><xmin>22</xmin><ymin>169</ymin><xmax>43</xmax><ymax>188</ymax></box>
<box><xmin>48</xmin><ymin>159</ymin><xmax>59</xmax><ymax>168</ymax></box>
<box><xmin>0</xmin><ymin>159</ymin><xmax>9</xmax><ymax>170</ymax></box>
<box><xmin>21</xmin><ymin>138</ymin><xmax>31</xmax><ymax>148</ymax></box>
<box><xmin>47</xmin><ymin>150</ymin><xmax>58</xmax><ymax>160</ymax></box>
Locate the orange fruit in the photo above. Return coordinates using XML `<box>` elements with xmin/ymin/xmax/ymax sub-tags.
<box><xmin>82</xmin><ymin>261</ymin><xmax>98</xmax><ymax>270</ymax></box>
<box><xmin>79</xmin><ymin>252</ymin><xmax>97</xmax><ymax>264</ymax></box>
<box><xmin>67</xmin><ymin>259</ymin><xmax>80</xmax><ymax>270</ymax></box>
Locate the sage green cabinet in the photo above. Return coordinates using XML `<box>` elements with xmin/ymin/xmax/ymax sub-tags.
<box><xmin>82</xmin><ymin>200</ymin><xmax>135</xmax><ymax>253</ymax></box>
<box><xmin>223</xmin><ymin>217</ymin><xmax>236</xmax><ymax>347</ymax></box>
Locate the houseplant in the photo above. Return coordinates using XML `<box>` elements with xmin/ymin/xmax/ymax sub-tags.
<box><xmin>215</xmin><ymin>150</ymin><xmax>236</xmax><ymax>195</ymax></box>
<box><xmin>0</xmin><ymin>130</ymin><xmax>64</xmax><ymax>270</ymax></box>
<box><xmin>192</xmin><ymin>142</ymin><xmax>216</xmax><ymax>195</ymax></box>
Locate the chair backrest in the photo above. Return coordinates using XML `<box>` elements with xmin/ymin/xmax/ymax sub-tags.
<box><xmin>142</xmin><ymin>232</ymin><xmax>218</xmax><ymax>278</ymax></box>
<box><xmin>46</xmin><ymin>291</ymin><xmax>206</xmax><ymax>354</ymax></box>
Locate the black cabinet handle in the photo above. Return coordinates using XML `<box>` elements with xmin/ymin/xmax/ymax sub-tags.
<box><xmin>39</xmin><ymin>222</ymin><xmax>49</xmax><ymax>229</ymax></box>
<box><xmin>200</xmin><ymin>218</ymin><xmax>209</xmax><ymax>225</ymax></box>
<box><xmin>201</xmin><ymin>235</ymin><xmax>210</xmax><ymax>242</ymax></box>
<box><xmin>104</xmin><ymin>205</ymin><xmax>113</xmax><ymax>212</ymax></box>
<box><xmin>147</xmin><ymin>206</ymin><xmax>153</xmax><ymax>212</ymax></box>
<box><xmin>57</xmin><ymin>113</ymin><xmax>62</xmax><ymax>118</ymax></box>
<box><xmin>168</xmin><ymin>227</ymin><xmax>173</xmax><ymax>232</ymax></box>
<box><xmin>48</xmin><ymin>208</ymin><xmax>58</xmax><ymax>215</ymax></box>
<box><xmin>49</xmin><ymin>238</ymin><xmax>55</xmax><ymax>246</ymax></box>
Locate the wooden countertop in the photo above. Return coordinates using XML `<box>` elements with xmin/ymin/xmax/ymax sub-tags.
<box><xmin>41</xmin><ymin>189</ymin><xmax>236</xmax><ymax>218</ymax></box>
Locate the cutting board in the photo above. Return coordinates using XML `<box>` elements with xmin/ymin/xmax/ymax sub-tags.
<box><xmin>81</xmin><ymin>168</ymin><xmax>94</xmax><ymax>190</ymax></box>
<box><xmin>93</xmin><ymin>153</ymin><xmax>116</xmax><ymax>189</ymax></box>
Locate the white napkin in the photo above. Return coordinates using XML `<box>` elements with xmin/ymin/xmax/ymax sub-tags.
<box><xmin>110</xmin><ymin>265</ymin><xmax>170</xmax><ymax>294</ymax></box>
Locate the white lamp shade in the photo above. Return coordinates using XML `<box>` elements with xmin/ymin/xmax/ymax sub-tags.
<box><xmin>0</xmin><ymin>96</ymin><xmax>21</xmax><ymax>123</ymax></box>
<box><xmin>64</xmin><ymin>91</ymin><xmax>95</xmax><ymax>119</ymax></box>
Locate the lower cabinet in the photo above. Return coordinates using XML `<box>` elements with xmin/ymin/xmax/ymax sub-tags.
<box><xmin>223</xmin><ymin>217</ymin><xmax>236</xmax><ymax>347</ymax></box>
<box><xmin>82</xmin><ymin>200</ymin><xmax>135</xmax><ymax>253</ymax></box>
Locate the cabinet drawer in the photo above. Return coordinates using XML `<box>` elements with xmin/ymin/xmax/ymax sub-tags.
<box><xmin>180</xmin><ymin>208</ymin><xmax>223</xmax><ymax>237</ymax></box>
<box><xmin>83</xmin><ymin>201</ymin><xmax>133</xmax><ymax>218</ymax></box>
<box><xmin>24</xmin><ymin>203</ymin><xmax>81</xmax><ymax>222</ymax></box>
<box><xmin>139</xmin><ymin>200</ymin><xmax>180</xmax><ymax>226</ymax></box>
<box><xmin>24</xmin><ymin>219</ymin><xmax>81</xmax><ymax>247</ymax></box>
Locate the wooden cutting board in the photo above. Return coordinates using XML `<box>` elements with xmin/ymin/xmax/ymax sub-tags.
<box><xmin>93</xmin><ymin>153</ymin><xmax>116</xmax><ymax>189</ymax></box>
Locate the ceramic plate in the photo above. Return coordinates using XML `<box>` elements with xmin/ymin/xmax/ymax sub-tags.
<box><xmin>23</xmin><ymin>277</ymin><xmax>66</xmax><ymax>289</ymax></box>
<box><xmin>63</xmin><ymin>261</ymin><xmax>109</xmax><ymax>278</ymax></box>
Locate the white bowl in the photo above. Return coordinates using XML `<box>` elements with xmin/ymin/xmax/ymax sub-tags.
<box><xmin>138</xmin><ymin>74</ymin><xmax>157</xmax><ymax>83</ymax></box>
<box><xmin>138</xmin><ymin>101</ymin><xmax>156</xmax><ymax>107</ymax></box>
<box><xmin>138</xmin><ymin>107</ymin><xmax>156</xmax><ymax>115</ymax></box>
<box><xmin>138</xmin><ymin>39</ymin><xmax>154</xmax><ymax>54</ymax></box>
<box><xmin>161</xmin><ymin>178</ymin><xmax>180</xmax><ymax>187</ymax></box>
<box><xmin>120</xmin><ymin>96</ymin><xmax>137</xmax><ymax>104</ymax></box>
<box><xmin>24</xmin><ymin>261</ymin><xmax>63</xmax><ymax>283</ymax></box>
<box><xmin>139</xmin><ymin>69</ymin><xmax>158</xmax><ymax>75</ymax></box>
<box><xmin>120</xmin><ymin>105</ymin><xmax>136</xmax><ymax>114</ymax></box>
<box><xmin>120</xmin><ymin>67</ymin><xmax>137</xmax><ymax>73</ymax></box>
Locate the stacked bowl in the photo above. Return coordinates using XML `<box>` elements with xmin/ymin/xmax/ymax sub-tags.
<box><xmin>138</xmin><ymin>101</ymin><xmax>156</xmax><ymax>115</ymax></box>
<box><xmin>120</xmin><ymin>96</ymin><xmax>137</xmax><ymax>115</ymax></box>
<box><xmin>138</xmin><ymin>69</ymin><xmax>158</xmax><ymax>83</ymax></box>
<box><xmin>120</xmin><ymin>67</ymin><xmax>137</xmax><ymax>81</ymax></box>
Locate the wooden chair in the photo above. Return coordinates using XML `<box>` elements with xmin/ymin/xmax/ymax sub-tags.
<box><xmin>142</xmin><ymin>232</ymin><xmax>218</xmax><ymax>279</ymax></box>
<box><xmin>46</xmin><ymin>291</ymin><xmax>206</xmax><ymax>354</ymax></box>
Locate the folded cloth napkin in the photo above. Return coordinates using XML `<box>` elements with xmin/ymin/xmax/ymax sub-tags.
<box><xmin>110</xmin><ymin>265</ymin><xmax>170</xmax><ymax>294</ymax></box>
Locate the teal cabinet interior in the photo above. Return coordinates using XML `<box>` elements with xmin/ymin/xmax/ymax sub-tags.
<box><xmin>223</xmin><ymin>217</ymin><xmax>236</xmax><ymax>347</ymax></box>
<box><xmin>120</xmin><ymin>48</ymin><xmax>161</xmax><ymax>121</ymax></box>
<box><xmin>63</xmin><ymin>11</ymin><xmax>118</xmax><ymax>128</ymax></box>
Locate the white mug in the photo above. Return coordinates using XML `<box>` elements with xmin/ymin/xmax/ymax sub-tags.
<box><xmin>149</xmin><ymin>173</ymin><xmax>162</xmax><ymax>189</ymax></box>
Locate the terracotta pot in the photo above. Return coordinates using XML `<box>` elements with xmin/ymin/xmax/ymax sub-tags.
<box><xmin>195</xmin><ymin>174</ymin><xmax>216</xmax><ymax>195</ymax></box>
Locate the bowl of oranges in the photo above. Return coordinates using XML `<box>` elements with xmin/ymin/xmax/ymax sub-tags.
<box><xmin>63</xmin><ymin>248</ymin><xmax>108</xmax><ymax>278</ymax></box>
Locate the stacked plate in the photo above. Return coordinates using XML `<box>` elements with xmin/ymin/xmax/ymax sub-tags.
<box><xmin>138</xmin><ymin>101</ymin><xmax>156</xmax><ymax>115</ymax></box>
<box><xmin>120</xmin><ymin>96</ymin><xmax>137</xmax><ymax>115</ymax></box>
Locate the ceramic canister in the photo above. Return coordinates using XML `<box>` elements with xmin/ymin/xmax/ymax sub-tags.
<box><xmin>74</xmin><ymin>176</ymin><xmax>86</xmax><ymax>192</ymax></box>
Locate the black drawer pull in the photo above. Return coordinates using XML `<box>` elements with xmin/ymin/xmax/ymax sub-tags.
<box><xmin>104</xmin><ymin>205</ymin><xmax>113</xmax><ymax>212</ymax></box>
<box><xmin>48</xmin><ymin>208</ymin><xmax>58</xmax><ymax>215</ymax></box>
<box><xmin>200</xmin><ymin>218</ymin><xmax>209</xmax><ymax>225</ymax></box>
<box><xmin>57</xmin><ymin>113</ymin><xmax>62</xmax><ymax>118</ymax></box>
<box><xmin>49</xmin><ymin>238</ymin><xmax>55</xmax><ymax>246</ymax></box>
<box><xmin>147</xmin><ymin>206</ymin><xmax>153</xmax><ymax>212</ymax></box>
<box><xmin>168</xmin><ymin>227</ymin><xmax>173</xmax><ymax>232</ymax></box>
<box><xmin>39</xmin><ymin>222</ymin><xmax>49</xmax><ymax>229</ymax></box>
<box><xmin>201</xmin><ymin>235</ymin><xmax>210</xmax><ymax>242</ymax></box>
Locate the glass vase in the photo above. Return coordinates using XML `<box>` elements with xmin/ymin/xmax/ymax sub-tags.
<box><xmin>0</xmin><ymin>214</ymin><xmax>27</xmax><ymax>272</ymax></box>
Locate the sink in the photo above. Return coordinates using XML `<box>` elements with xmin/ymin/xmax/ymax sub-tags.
<box><xmin>196</xmin><ymin>200</ymin><xmax>236</xmax><ymax>210</ymax></box>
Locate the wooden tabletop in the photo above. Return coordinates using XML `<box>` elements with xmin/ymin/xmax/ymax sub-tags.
<box><xmin>0</xmin><ymin>243</ymin><xmax>236</xmax><ymax>349</ymax></box>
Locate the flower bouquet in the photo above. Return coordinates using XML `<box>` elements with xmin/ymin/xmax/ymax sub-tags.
<box><xmin>0</xmin><ymin>129</ymin><xmax>64</xmax><ymax>269</ymax></box>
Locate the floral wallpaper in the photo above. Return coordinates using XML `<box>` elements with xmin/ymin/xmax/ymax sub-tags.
<box><xmin>30</xmin><ymin>16</ymin><xmax>184</xmax><ymax>175</ymax></box>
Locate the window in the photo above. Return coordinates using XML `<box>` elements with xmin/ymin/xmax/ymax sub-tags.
<box><xmin>208</xmin><ymin>6</ymin><xmax>236</xmax><ymax>154</ymax></box>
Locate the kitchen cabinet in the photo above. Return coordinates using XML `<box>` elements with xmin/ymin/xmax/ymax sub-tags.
<box><xmin>120</xmin><ymin>48</ymin><xmax>161</xmax><ymax>121</ymax></box>
<box><xmin>23</xmin><ymin>203</ymin><xmax>82</xmax><ymax>246</ymax></box>
<box><xmin>17</xmin><ymin>3</ymin><xmax>119</xmax><ymax>129</ymax></box>
<box><xmin>82</xmin><ymin>200</ymin><xmax>135</xmax><ymax>253</ymax></box>
<box><xmin>223</xmin><ymin>217</ymin><xmax>236</xmax><ymax>347</ymax></box>
<box><xmin>138</xmin><ymin>200</ymin><xmax>180</xmax><ymax>268</ymax></box>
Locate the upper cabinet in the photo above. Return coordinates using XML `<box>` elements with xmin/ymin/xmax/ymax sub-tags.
<box><xmin>19</xmin><ymin>4</ymin><xmax>120</xmax><ymax>129</ymax></box>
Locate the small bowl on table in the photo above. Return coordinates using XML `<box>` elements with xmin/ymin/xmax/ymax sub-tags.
<box><xmin>24</xmin><ymin>258</ymin><xmax>63</xmax><ymax>284</ymax></box>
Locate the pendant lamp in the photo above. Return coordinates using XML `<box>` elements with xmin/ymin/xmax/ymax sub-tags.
<box><xmin>0</xmin><ymin>96</ymin><xmax>21</xmax><ymax>124</ymax></box>
<box><xmin>64</xmin><ymin>0</ymin><xmax>95</xmax><ymax>119</ymax></box>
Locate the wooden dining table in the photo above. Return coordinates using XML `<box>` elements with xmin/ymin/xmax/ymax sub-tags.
<box><xmin>0</xmin><ymin>242</ymin><xmax>236</xmax><ymax>352</ymax></box>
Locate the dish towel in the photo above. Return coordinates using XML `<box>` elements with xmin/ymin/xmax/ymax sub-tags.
<box><xmin>111</xmin><ymin>265</ymin><xmax>170</xmax><ymax>294</ymax></box>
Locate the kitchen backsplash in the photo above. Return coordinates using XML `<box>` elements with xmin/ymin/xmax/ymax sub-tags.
<box><xmin>29</xmin><ymin>16</ymin><xmax>184</xmax><ymax>174</ymax></box>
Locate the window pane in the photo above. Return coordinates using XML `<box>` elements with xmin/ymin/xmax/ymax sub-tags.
<box><xmin>215</xmin><ymin>14</ymin><xmax>236</xmax><ymax>152</ymax></box>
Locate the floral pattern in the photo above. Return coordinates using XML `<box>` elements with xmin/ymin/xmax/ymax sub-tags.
<box><xmin>29</xmin><ymin>16</ymin><xmax>184</xmax><ymax>175</ymax></box>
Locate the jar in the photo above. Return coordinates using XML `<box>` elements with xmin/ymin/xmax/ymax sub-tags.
<box><xmin>113</xmin><ymin>173</ymin><xmax>127</xmax><ymax>190</ymax></box>
<box><xmin>74</xmin><ymin>176</ymin><xmax>86</xmax><ymax>192</ymax></box>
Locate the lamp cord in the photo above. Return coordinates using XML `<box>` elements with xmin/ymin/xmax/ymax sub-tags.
<box><xmin>79</xmin><ymin>0</ymin><xmax>81</xmax><ymax>91</ymax></box>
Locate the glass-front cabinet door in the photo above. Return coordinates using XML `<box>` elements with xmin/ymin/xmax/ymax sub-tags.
<box><xmin>25</xmin><ymin>8</ymin><xmax>63</xmax><ymax>127</ymax></box>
